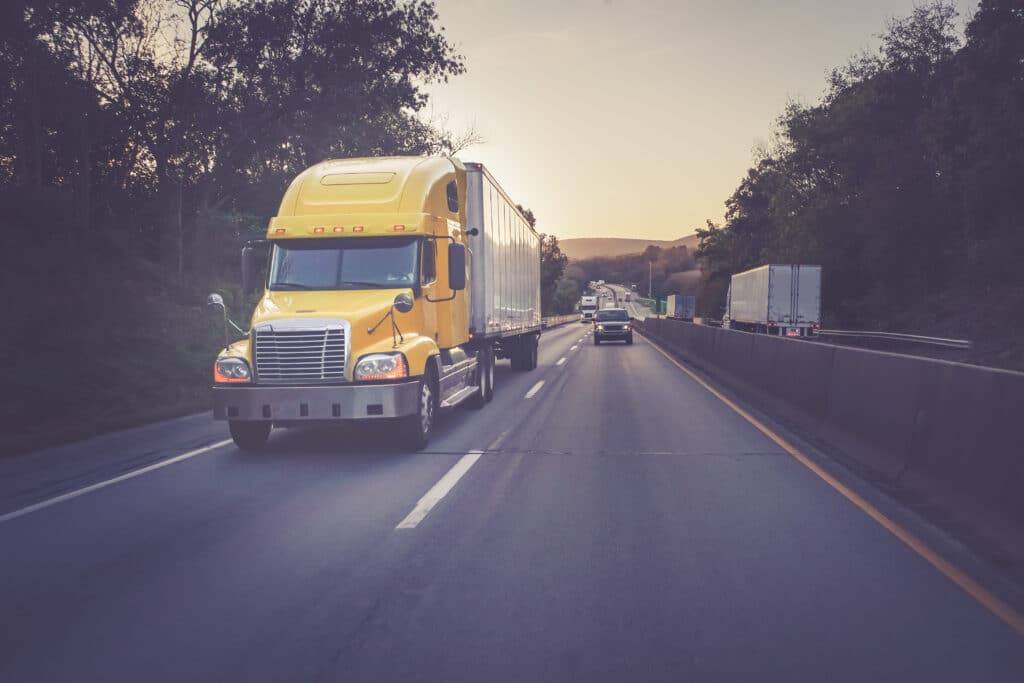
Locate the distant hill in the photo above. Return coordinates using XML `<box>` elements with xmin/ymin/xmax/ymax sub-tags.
<box><xmin>560</xmin><ymin>235</ymin><xmax>699</xmax><ymax>261</ymax></box>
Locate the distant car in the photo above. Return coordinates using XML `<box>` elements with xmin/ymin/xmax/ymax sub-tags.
<box><xmin>625</xmin><ymin>294</ymin><xmax>631</xmax><ymax>302</ymax></box>
<box><xmin>593</xmin><ymin>308</ymin><xmax>632</xmax><ymax>345</ymax></box>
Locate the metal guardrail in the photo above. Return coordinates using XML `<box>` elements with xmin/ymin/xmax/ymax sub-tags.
<box><xmin>816</xmin><ymin>329</ymin><xmax>973</xmax><ymax>350</ymax></box>
<box><xmin>541</xmin><ymin>314</ymin><xmax>580</xmax><ymax>328</ymax></box>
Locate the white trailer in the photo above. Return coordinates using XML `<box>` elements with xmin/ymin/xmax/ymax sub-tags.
<box><xmin>465</xmin><ymin>163</ymin><xmax>542</xmax><ymax>362</ymax></box>
<box><xmin>723</xmin><ymin>264</ymin><xmax>821</xmax><ymax>337</ymax></box>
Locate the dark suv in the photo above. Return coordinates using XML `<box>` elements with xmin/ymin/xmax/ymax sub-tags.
<box><xmin>593</xmin><ymin>308</ymin><xmax>633</xmax><ymax>345</ymax></box>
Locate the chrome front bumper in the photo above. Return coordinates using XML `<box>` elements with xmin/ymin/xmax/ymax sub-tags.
<box><xmin>212</xmin><ymin>381</ymin><xmax>420</xmax><ymax>422</ymax></box>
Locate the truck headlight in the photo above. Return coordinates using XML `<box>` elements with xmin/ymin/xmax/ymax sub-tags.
<box><xmin>354</xmin><ymin>353</ymin><xmax>409</xmax><ymax>381</ymax></box>
<box><xmin>597</xmin><ymin>324</ymin><xmax>605</xmax><ymax>330</ymax></box>
<box><xmin>214</xmin><ymin>357</ymin><xmax>251</xmax><ymax>383</ymax></box>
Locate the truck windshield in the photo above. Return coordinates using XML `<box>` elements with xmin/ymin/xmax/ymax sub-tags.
<box><xmin>595</xmin><ymin>310</ymin><xmax>628</xmax><ymax>321</ymax></box>
<box><xmin>268</xmin><ymin>237</ymin><xmax>419</xmax><ymax>291</ymax></box>
<box><xmin>581</xmin><ymin>305</ymin><xmax>597</xmax><ymax>312</ymax></box>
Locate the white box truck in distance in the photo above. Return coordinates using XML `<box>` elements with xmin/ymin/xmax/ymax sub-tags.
<box><xmin>580</xmin><ymin>296</ymin><xmax>598</xmax><ymax>323</ymax></box>
<box><xmin>666</xmin><ymin>294</ymin><xmax>696</xmax><ymax>321</ymax></box>
<box><xmin>723</xmin><ymin>264</ymin><xmax>821</xmax><ymax>337</ymax></box>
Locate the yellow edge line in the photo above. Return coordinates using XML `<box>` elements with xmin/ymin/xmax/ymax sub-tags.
<box><xmin>641</xmin><ymin>332</ymin><xmax>1024</xmax><ymax>638</ymax></box>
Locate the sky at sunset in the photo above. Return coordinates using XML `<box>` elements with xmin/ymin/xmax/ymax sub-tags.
<box><xmin>426</xmin><ymin>0</ymin><xmax>975</xmax><ymax>241</ymax></box>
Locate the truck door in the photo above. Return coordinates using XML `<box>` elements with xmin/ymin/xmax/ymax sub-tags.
<box><xmin>768</xmin><ymin>265</ymin><xmax>794</xmax><ymax>326</ymax></box>
<box><xmin>795</xmin><ymin>265</ymin><xmax>822</xmax><ymax>328</ymax></box>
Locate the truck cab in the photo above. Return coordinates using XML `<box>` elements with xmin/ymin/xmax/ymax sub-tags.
<box><xmin>580</xmin><ymin>295</ymin><xmax>598</xmax><ymax>323</ymax></box>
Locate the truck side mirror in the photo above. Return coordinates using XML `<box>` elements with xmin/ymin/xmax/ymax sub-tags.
<box><xmin>242</xmin><ymin>245</ymin><xmax>257</xmax><ymax>294</ymax></box>
<box><xmin>206</xmin><ymin>293</ymin><xmax>226</xmax><ymax>314</ymax></box>
<box><xmin>394</xmin><ymin>292</ymin><xmax>414</xmax><ymax>313</ymax></box>
<box><xmin>448</xmin><ymin>243</ymin><xmax>466</xmax><ymax>291</ymax></box>
<box><xmin>205</xmin><ymin>293</ymin><xmax>230</xmax><ymax>349</ymax></box>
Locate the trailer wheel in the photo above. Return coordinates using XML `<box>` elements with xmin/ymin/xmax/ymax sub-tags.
<box><xmin>525</xmin><ymin>334</ymin><xmax>539</xmax><ymax>371</ymax></box>
<box><xmin>229</xmin><ymin>421</ymin><xmax>271</xmax><ymax>451</ymax></box>
<box><xmin>509</xmin><ymin>337</ymin><xmax>526</xmax><ymax>371</ymax></box>
<box><xmin>509</xmin><ymin>344</ymin><xmax>522</xmax><ymax>371</ymax></box>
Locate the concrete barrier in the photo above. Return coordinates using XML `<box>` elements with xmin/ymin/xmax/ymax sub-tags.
<box><xmin>905</xmin><ymin>361</ymin><xmax>1024</xmax><ymax>545</ymax></box>
<box><xmin>819</xmin><ymin>346</ymin><xmax>924</xmax><ymax>479</ymax></box>
<box><xmin>640</xmin><ymin>317</ymin><xmax>1024</xmax><ymax>562</ymax></box>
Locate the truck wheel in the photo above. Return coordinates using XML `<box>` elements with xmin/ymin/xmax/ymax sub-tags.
<box><xmin>593</xmin><ymin>336</ymin><xmax>601</xmax><ymax>345</ymax></box>
<box><xmin>398</xmin><ymin>376</ymin><xmax>436</xmax><ymax>450</ymax></box>
<box><xmin>626</xmin><ymin>335</ymin><xmax>634</xmax><ymax>345</ymax></box>
<box><xmin>485</xmin><ymin>346</ymin><xmax>496</xmax><ymax>400</ymax></box>
<box><xmin>229</xmin><ymin>421</ymin><xmax>271</xmax><ymax>451</ymax></box>
<box><xmin>468</xmin><ymin>346</ymin><xmax>494</xmax><ymax>409</ymax></box>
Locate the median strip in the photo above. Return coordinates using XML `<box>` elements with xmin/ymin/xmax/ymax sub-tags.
<box><xmin>395</xmin><ymin>451</ymin><xmax>484</xmax><ymax>529</ymax></box>
<box><xmin>0</xmin><ymin>439</ymin><xmax>234</xmax><ymax>524</ymax></box>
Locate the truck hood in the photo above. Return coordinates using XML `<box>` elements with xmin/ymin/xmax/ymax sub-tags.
<box><xmin>252</xmin><ymin>288</ymin><xmax>417</xmax><ymax>337</ymax></box>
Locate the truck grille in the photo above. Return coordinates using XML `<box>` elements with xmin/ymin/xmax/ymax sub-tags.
<box><xmin>254</xmin><ymin>322</ymin><xmax>348</xmax><ymax>384</ymax></box>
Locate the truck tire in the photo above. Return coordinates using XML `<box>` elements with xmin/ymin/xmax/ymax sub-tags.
<box><xmin>229</xmin><ymin>421</ymin><xmax>271</xmax><ymax>451</ymax></box>
<box><xmin>593</xmin><ymin>336</ymin><xmax>601</xmax><ymax>345</ymax></box>
<box><xmin>398</xmin><ymin>375</ymin><xmax>436</xmax><ymax>451</ymax></box>
<box><xmin>626</xmin><ymin>334</ymin><xmax>634</xmax><ymax>345</ymax></box>
<box><xmin>468</xmin><ymin>345</ymin><xmax>494</xmax><ymax>409</ymax></box>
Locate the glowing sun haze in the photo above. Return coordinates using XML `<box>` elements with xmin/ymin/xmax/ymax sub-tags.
<box><xmin>426</xmin><ymin>0</ymin><xmax>973</xmax><ymax>241</ymax></box>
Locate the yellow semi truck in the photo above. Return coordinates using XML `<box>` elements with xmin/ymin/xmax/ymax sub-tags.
<box><xmin>207</xmin><ymin>157</ymin><xmax>541</xmax><ymax>450</ymax></box>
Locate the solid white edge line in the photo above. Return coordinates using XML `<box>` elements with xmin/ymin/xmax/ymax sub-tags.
<box><xmin>0</xmin><ymin>439</ymin><xmax>234</xmax><ymax>524</ymax></box>
<box><xmin>556</xmin><ymin>357</ymin><xmax>567</xmax><ymax>366</ymax></box>
<box><xmin>396</xmin><ymin>450</ymin><xmax>484</xmax><ymax>529</ymax></box>
<box><xmin>524</xmin><ymin>380</ymin><xmax>545</xmax><ymax>399</ymax></box>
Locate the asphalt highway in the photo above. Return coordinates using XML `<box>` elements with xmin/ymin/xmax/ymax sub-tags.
<box><xmin>606</xmin><ymin>283</ymin><xmax>651</xmax><ymax>319</ymax></box>
<box><xmin>2</xmin><ymin>322</ymin><xmax>1023</xmax><ymax>682</ymax></box>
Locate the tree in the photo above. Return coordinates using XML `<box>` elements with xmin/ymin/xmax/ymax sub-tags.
<box><xmin>516</xmin><ymin>203</ymin><xmax>536</xmax><ymax>229</ymax></box>
<box><xmin>539</xmin><ymin>231</ymin><xmax>568</xmax><ymax>314</ymax></box>
<box><xmin>690</xmin><ymin>0</ymin><xmax>1019</xmax><ymax>330</ymax></box>
<box><xmin>551</xmin><ymin>277</ymin><xmax>581</xmax><ymax>314</ymax></box>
